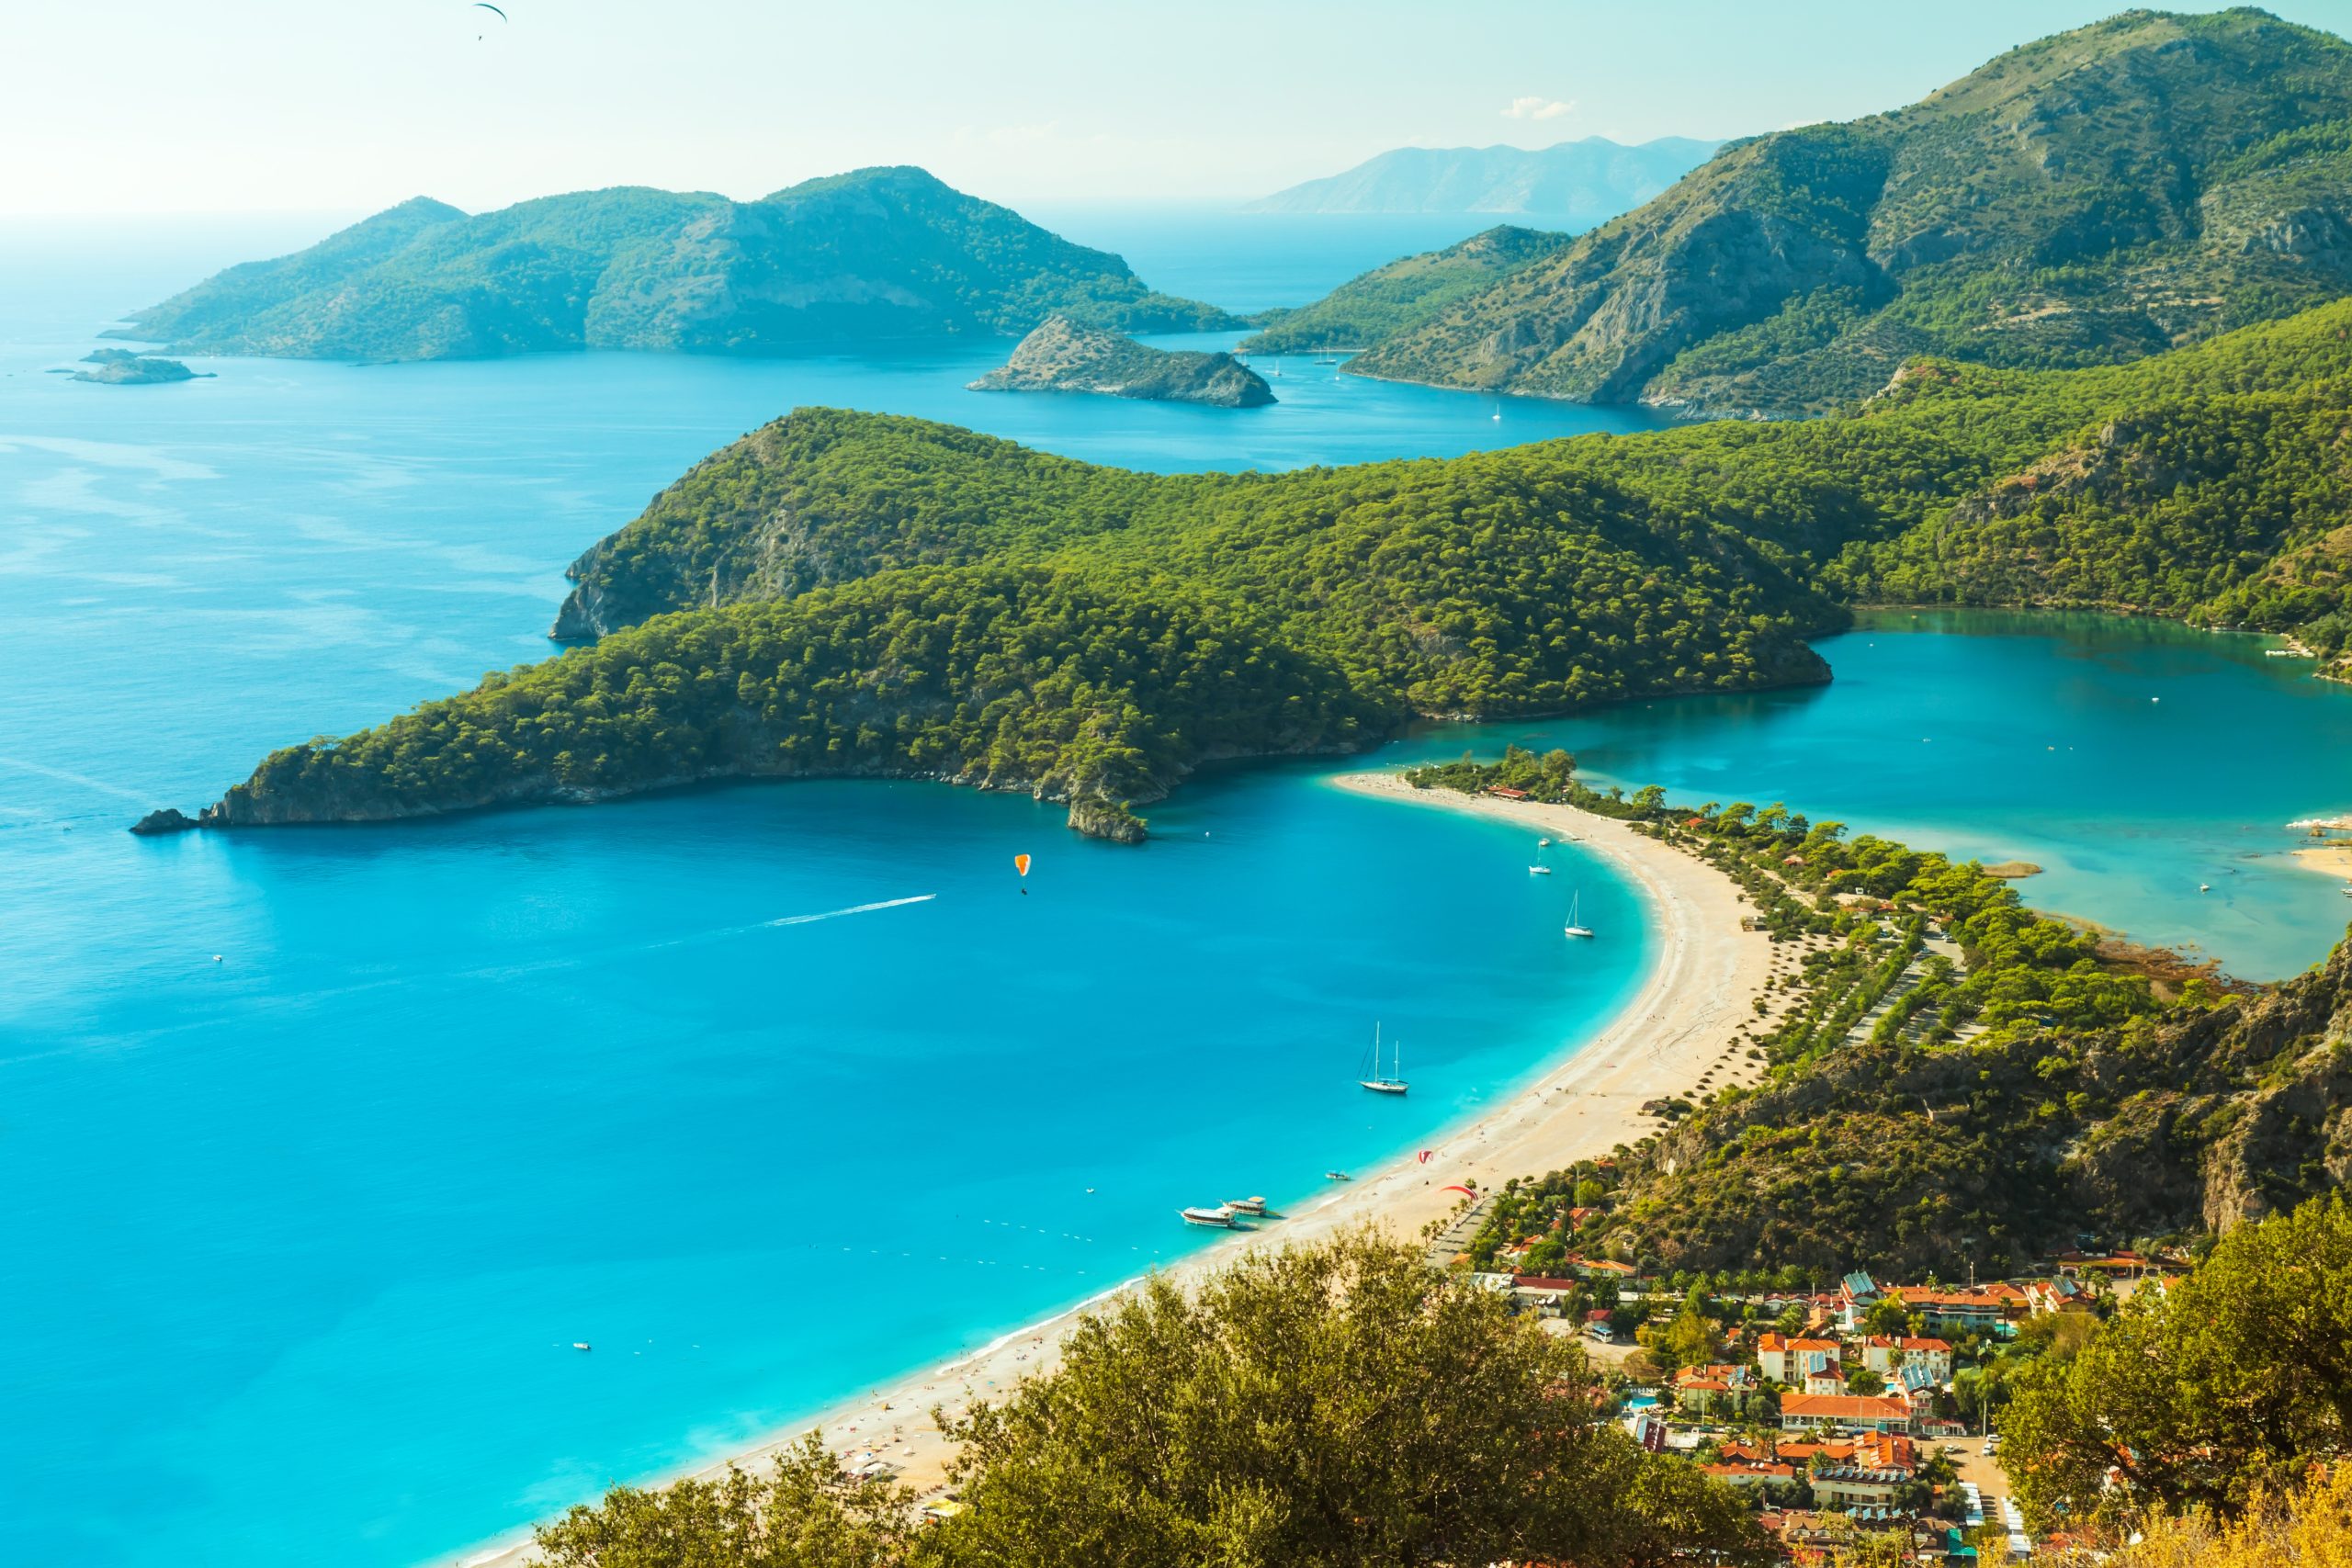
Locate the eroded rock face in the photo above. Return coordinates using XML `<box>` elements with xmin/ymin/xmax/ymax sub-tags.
<box><xmin>969</xmin><ymin>316</ymin><xmax>1274</xmax><ymax>407</ymax></box>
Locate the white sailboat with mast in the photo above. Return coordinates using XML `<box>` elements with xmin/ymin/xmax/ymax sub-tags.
<box><xmin>1563</xmin><ymin>892</ymin><xmax>1594</xmax><ymax>940</ymax></box>
<box><xmin>1360</xmin><ymin>1022</ymin><xmax>1408</xmax><ymax>1095</ymax></box>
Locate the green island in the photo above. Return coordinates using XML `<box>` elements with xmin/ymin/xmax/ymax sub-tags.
<box><xmin>1347</xmin><ymin>9</ymin><xmax>2352</xmax><ymax>416</ymax></box>
<box><xmin>177</xmin><ymin>287</ymin><xmax>2352</xmax><ymax>838</ymax></box>
<box><xmin>117</xmin><ymin>167</ymin><xmax>1238</xmax><ymax>362</ymax></box>
<box><xmin>967</xmin><ymin>315</ymin><xmax>1273</xmax><ymax>406</ymax></box>
<box><xmin>70</xmin><ymin>348</ymin><xmax>208</xmax><ymax>384</ymax></box>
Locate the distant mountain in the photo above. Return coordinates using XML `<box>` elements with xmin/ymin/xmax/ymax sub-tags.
<box><xmin>1238</xmin><ymin>225</ymin><xmax>1573</xmax><ymax>355</ymax></box>
<box><xmin>119</xmin><ymin>167</ymin><xmax>1238</xmax><ymax>361</ymax></box>
<box><xmin>1245</xmin><ymin>137</ymin><xmax>1720</xmax><ymax>222</ymax></box>
<box><xmin>1351</xmin><ymin>8</ymin><xmax>2352</xmax><ymax>417</ymax></box>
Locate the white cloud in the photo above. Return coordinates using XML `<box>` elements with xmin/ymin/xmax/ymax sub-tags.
<box><xmin>1503</xmin><ymin>96</ymin><xmax>1576</xmax><ymax>122</ymax></box>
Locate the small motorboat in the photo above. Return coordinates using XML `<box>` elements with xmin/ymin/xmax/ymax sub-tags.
<box><xmin>1324</xmin><ymin>1169</ymin><xmax>1352</xmax><ymax>1181</ymax></box>
<box><xmin>1538</xmin><ymin>838</ymin><xmax>1551</xmax><ymax>847</ymax></box>
<box><xmin>2199</xmin><ymin>884</ymin><xmax>2211</xmax><ymax>893</ymax></box>
<box><xmin>572</xmin><ymin>1342</ymin><xmax>592</xmax><ymax>1352</ymax></box>
<box><xmin>1528</xmin><ymin>864</ymin><xmax>1553</xmax><ymax>875</ymax></box>
<box><xmin>1180</xmin><ymin>1204</ymin><xmax>1238</xmax><ymax>1228</ymax></box>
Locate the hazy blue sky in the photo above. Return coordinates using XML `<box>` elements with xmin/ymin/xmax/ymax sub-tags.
<box><xmin>10</xmin><ymin>0</ymin><xmax>2352</xmax><ymax>215</ymax></box>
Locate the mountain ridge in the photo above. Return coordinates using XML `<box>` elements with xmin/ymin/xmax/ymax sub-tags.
<box><xmin>1246</xmin><ymin>137</ymin><xmax>1721</xmax><ymax>220</ymax></box>
<box><xmin>119</xmin><ymin>167</ymin><xmax>1238</xmax><ymax>361</ymax></box>
<box><xmin>1350</xmin><ymin>8</ymin><xmax>2352</xmax><ymax>416</ymax></box>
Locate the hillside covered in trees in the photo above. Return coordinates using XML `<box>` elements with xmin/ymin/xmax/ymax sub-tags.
<box><xmin>183</xmin><ymin>288</ymin><xmax>2352</xmax><ymax>837</ymax></box>
<box><xmin>1351</xmin><ymin>9</ymin><xmax>2352</xmax><ymax>415</ymax></box>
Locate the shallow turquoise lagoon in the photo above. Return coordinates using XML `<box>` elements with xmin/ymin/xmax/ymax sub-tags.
<box><xmin>4</xmin><ymin>214</ymin><xmax>2350</xmax><ymax>1565</ymax></box>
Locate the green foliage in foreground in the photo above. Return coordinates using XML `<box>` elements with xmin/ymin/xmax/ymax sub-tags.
<box><xmin>218</xmin><ymin>293</ymin><xmax>2352</xmax><ymax>832</ymax></box>
<box><xmin>2003</xmin><ymin>1194</ymin><xmax>2352</xmax><ymax>1531</ymax></box>
<box><xmin>533</xmin><ymin>1233</ymin><xmax>1769</xmax><ymax>1568</ymax></box>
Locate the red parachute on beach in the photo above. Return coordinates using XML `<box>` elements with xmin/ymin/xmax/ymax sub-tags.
<box><xmin>1440</xmin><ymin>1184</ymin><xmax>1476</xmax><ymax>1198</ymax></box>
<box><xmin>1416</xmin><ymin>1150</ymin><xmax>1433</xmax><ymax>1165</ymax></box>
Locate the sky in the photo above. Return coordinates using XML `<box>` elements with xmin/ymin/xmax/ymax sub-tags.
<box><xmin>7</xmin><ymin>0</ymin><xmax>2352</xmax><ymax>216</ymax></box>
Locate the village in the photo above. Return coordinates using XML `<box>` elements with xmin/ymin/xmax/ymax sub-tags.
<box><xmin>1464</xmin><ymin>1236</ymin><xmax>2182</xmax><ymax>1564</ymax></box>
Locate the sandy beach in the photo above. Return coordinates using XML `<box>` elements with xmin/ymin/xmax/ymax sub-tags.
<box><xmin>2293</xmin><ymin>842</ymin><xmax>2352</xmax><ymax>884</ymax></box>
<box><xmin>455</xmin><ymin>771</ymin><xmax>1770</xmax><ymax>1567</ymax></box>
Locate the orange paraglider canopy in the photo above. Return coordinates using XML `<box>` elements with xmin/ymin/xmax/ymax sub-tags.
<box><xmin>1013</xmin><ymin>853</ymin><xmax>1032</xmax><ymax>876</ymax></box>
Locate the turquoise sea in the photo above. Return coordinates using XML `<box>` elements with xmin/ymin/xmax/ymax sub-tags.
<box><xmin>3</xmin><ymin>212</ymin><xmax>2349</xmax><ymax>1566</ymax></box>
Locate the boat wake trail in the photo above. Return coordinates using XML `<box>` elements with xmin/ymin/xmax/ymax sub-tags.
<box><xmin>0</xmin><ymin>755</ymin><xmax>153</xmax><ymax>804</ymax></box>
<box><xmin>763</xmin><ymin>894</ymin><xmax>937</xmax><ymax>929</ymax></box>
<box><xmin>6</xmin><ymin>894</ymin><xmax>946</xmax><ymax>1066</ymax></box>
<box><xmin>637</xmin><ymin>894</ymin><xmax>941</xmax><ymax>953</ymax></box>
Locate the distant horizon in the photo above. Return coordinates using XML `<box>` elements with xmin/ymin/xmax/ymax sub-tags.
<box><xmin>0</xmin><ymin>134</ymin><xmax>1717</xmax><ymax>228</ymax></box>
<box><xmin>10</xmin><ymin>0</ymin><xmax>2351</xmax><ymax>216</ymax></box>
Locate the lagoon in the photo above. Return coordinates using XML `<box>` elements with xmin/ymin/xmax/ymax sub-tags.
<box><xmin>3</xmin><ymin>213</ymin><xmax>2350</xmax><ymax>1566</ymax></box>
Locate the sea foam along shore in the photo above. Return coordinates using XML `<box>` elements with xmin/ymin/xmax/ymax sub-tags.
<box><xmin>452</xmin><ymin>770</ymin><xmax>1772</xmax><ymax>1567</ymax></box>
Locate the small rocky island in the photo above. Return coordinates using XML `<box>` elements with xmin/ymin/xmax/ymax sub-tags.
<box><xmin>73</xmin><ymin>349</ymin><xmax>209</xmax><ymax>385</ymax></box>
<box><xmin>969</xmin><ymin>316</ymin><xmax>1274</xmax><ymax>407</ymax></box>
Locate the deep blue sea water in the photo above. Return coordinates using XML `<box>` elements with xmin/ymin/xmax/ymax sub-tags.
<box><xmin>4</xmin><ymin>211</ymin><xmax>2351</xmax><ymax>1566</ymax></box>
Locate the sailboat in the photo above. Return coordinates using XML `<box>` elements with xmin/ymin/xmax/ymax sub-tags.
<box><xmin>1563</xmin><ymin>893</ymin><xmax>1595</xmax><ymax>940</ymax></box>
<box><xmin>1360</xmin><ymin>1022</ymin><xmax>1408</xmax><ymax>1095</ymax></box>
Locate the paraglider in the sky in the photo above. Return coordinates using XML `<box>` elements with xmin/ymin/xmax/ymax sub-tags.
<box><xmin>474</xmin><ymin>2</ymin><xmax>508</xmax><ymax>17</ymax></box>
<box><xmin>1014</xmin><ymin>852</ymin><xmax>1031</xmax><ymax>895</ymax></box>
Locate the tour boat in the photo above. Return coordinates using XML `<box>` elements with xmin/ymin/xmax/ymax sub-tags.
<box><xmin>1324</xmin><ymin>1169</ymin><xmax>1352</xmax><ymax>1181</ymax></box>
<box><xmin>1563</xmin><ymin>893</ymin><xmax>1595</xmax><ymax>940</ymax></box>
<box><xmin>1224</xmin><ymin>1196</ymin><xmax>1269</xmax><ymax>1215</ymax></box>
<box><xmin>1180</xmin><ymin>1204</ymin><xmax>1238</xmax><ymax>1227</ymax></box>
<box><xmin>1360</xmin><ymin>1022</ymin><xmax>1408</xmax><ymax>1095</ymax></box>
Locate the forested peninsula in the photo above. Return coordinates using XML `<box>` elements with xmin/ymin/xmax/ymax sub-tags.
<box><xmin>117</xmin><ymin>167</ymin><xmax>1237</xmax><ymax>362</ymax></box>
<box><xmin>166</xmin><ymin>290</ymin><xmax>2352</xmax><ymax>840</ymax></box>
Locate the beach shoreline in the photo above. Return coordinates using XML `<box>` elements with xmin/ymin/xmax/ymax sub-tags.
<box><xmin>449</xmin><ymin>770</ymin><xmax>1771</xmax><ymax>1568</ymax></box>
